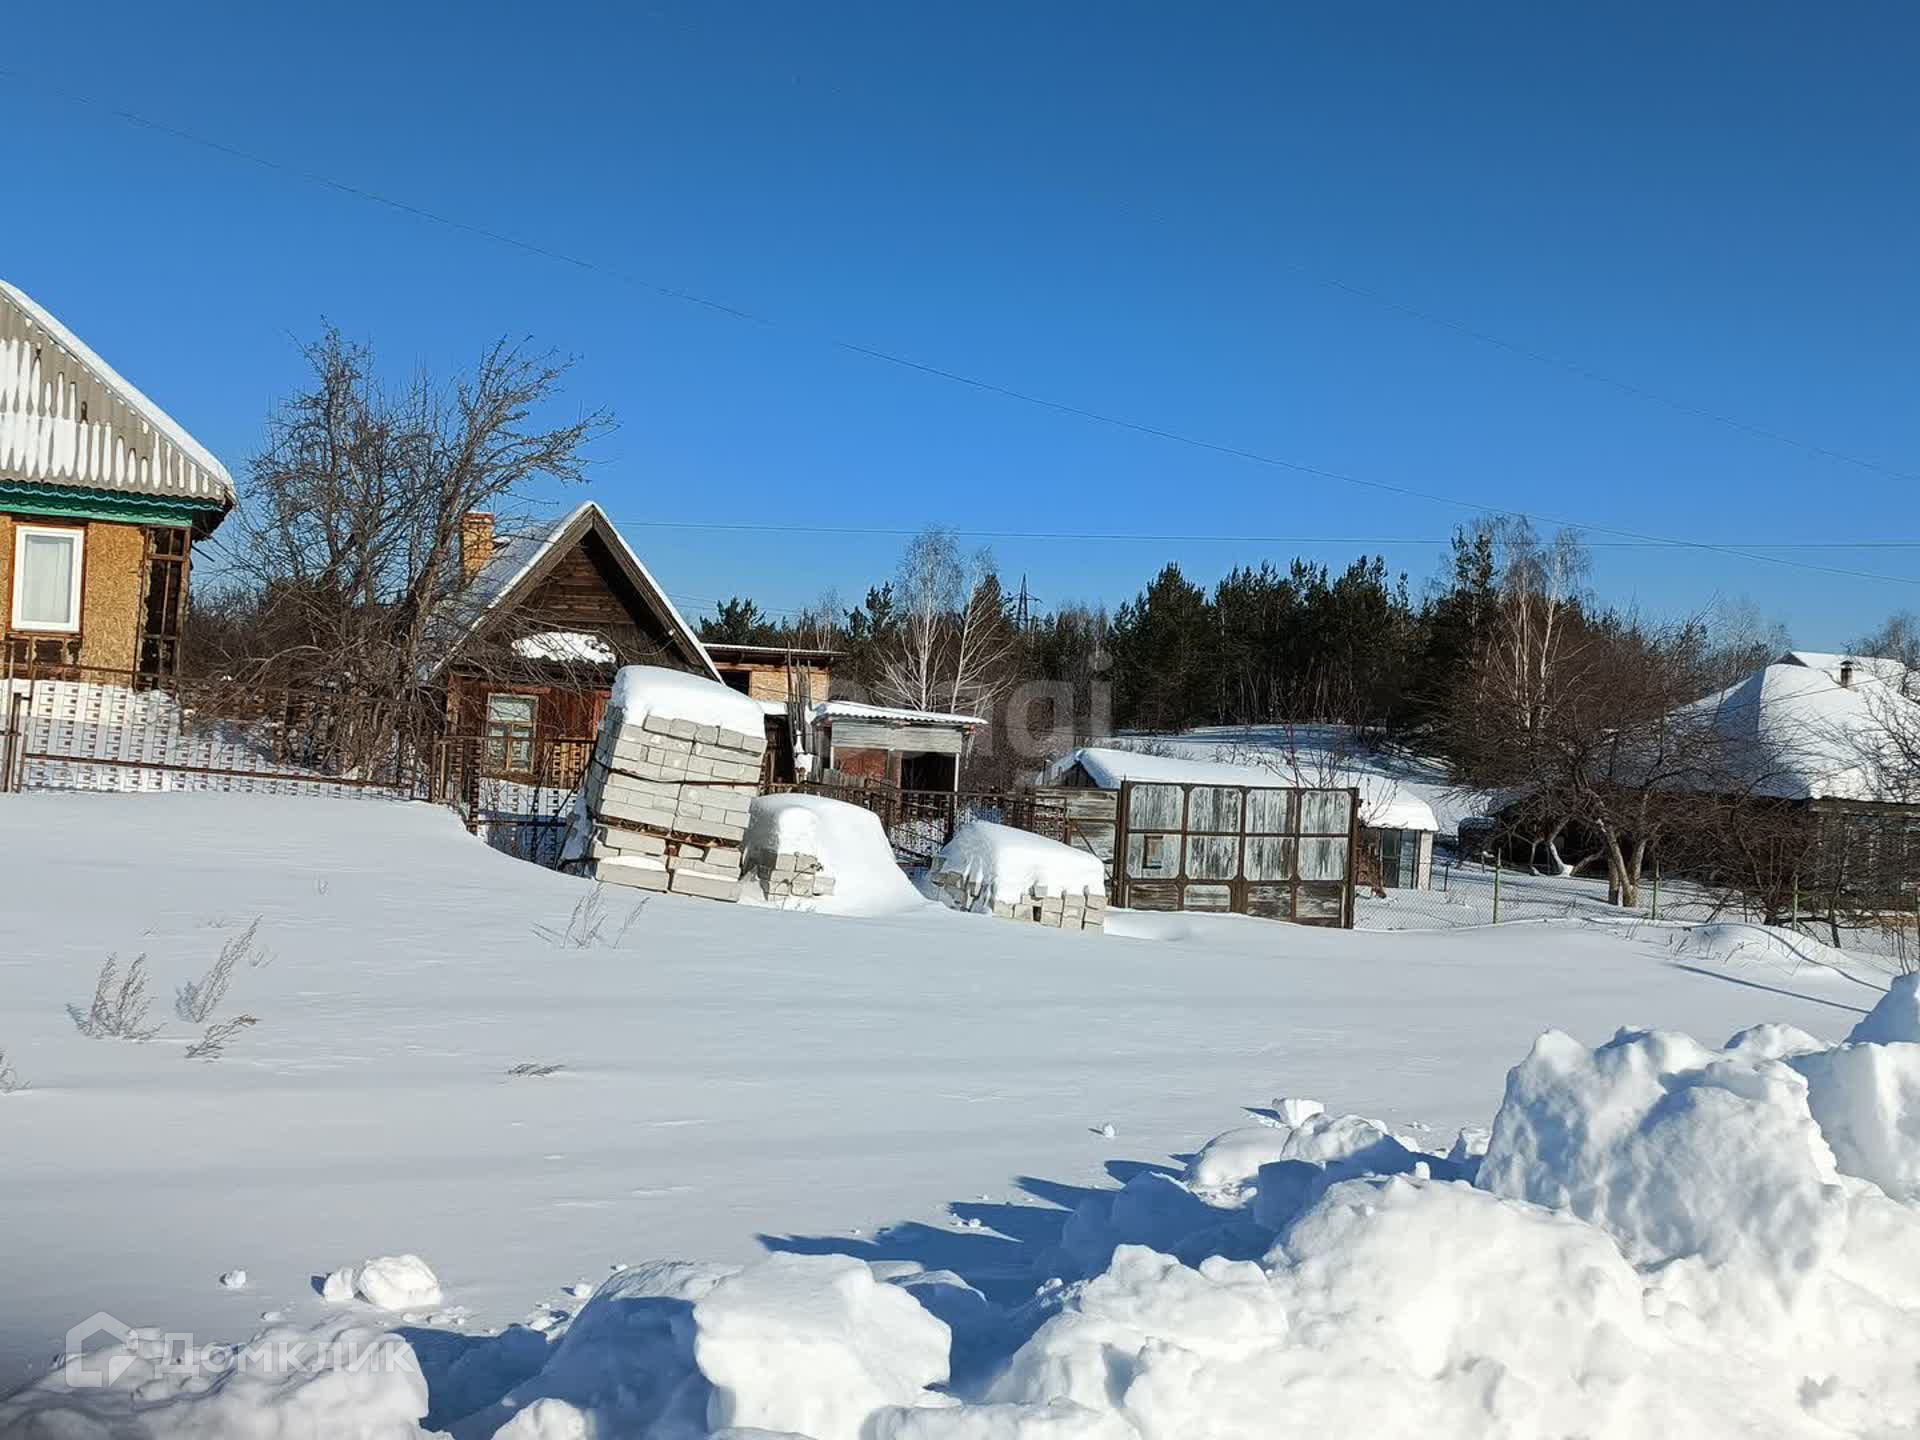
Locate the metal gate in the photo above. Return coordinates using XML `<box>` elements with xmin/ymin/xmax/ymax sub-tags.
<box><xmin>1112</xmin><ymin>780</ymin><xmax>1358</xmax><ymax>926</ymax></box>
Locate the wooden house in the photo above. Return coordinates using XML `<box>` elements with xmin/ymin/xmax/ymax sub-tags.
<box><xmin>424</xmin><ymin>502</ymin><xmax>718</xmax><ymax>778</ymax></box>
<box><xmin>1</xmin><ymin>280</ymin><xmax>232</xmax><ymax>678</ymax></box>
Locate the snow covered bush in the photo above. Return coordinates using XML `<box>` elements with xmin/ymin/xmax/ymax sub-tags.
<box><xmin>68</xmin><ymin>953</ymin><xmax>160</xmax><ymax>1040</ymax></box>
<box><xmin>0</xmin><ymin>1047</ymin><xmax>24</xmax><ymax>1094</ymax></box>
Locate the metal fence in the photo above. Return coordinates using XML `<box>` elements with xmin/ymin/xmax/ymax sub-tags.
<box><xmin>1</xmin><ymin>665</ymin><xmax>431</xmax><ymax>800</ymax></box>
<box><xmin>435</xmin><ymin>730</ymin><xmax>594</xmax><ymax>865</ymax></box>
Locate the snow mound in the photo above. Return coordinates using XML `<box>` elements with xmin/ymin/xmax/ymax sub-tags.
<box><xmin>456</xmin><ymin>1259</ymin><xmax>737</xmax><ymax>1439</ymax></box>
<box><xmin>744</xmin><ymin>793</ymin><xmax>928</xmax><ymax>916</ymax></box>
<box><xmin>1792</xmin><ymin>1041</ymin><xmax>1920</xmax><ymax>1203</ymax></box>
<box><xmin>1672</xmin><ymin>921</ymin><xmax>1857</xmax><ymax>977</ymax></box>
<box><xmin>1849</xmin><ymin>973</ymin><xmax>1920</xmax><ymax>1045</ymax></box>
<box><xmin>692</xmin><ymin>1253</ymin><xmax>951</xmax><ymax>1440</ymax></box>
<box><xmin>1183</xmin><ymin>1126</ymin><xmax>1294</xmax><ymax>1200</ymax></box>
<box><xmin>322</xmin><ymin>1254</ymin><xmax>444</xmax><ymax>1311</ymax></box>
<box><xmin>874</xmin><ymin>1398</ymin><xmax>1133</xmax><ymax>1439</ymax></box>
<box><xmin>931</xmin><ymin>821</ymin><xmax>1105</xmax><ymax>910</ymax></box>
<box><xmin>1479</xmin><ymin>1025</ymin><xmax>1920</xmax><ymax>1376</ymax></box>
<box><xmin>607</xmin><ymin>664</ymin><xmax>767</xmax><ymax>738</ymax></box>
<box><xmin>0</xmin><ymin>1314</ymin><xmax>426</xmax><ymax>1438</ymax></box>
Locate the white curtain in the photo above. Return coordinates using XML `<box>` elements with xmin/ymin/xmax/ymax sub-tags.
<box><xmin>17</xmin><ymin>532</ymin><xmax>77</xmax><ymax>626</ymax></box>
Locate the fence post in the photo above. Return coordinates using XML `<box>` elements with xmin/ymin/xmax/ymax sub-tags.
<box><xmin>1651</xmin><ymin>861</ymin><xmax>1660</xmax><ymax>922</ymax></box>
<box><xmin>1492</xmin><ymin>848</ymin><xmax>1502</xmax><ymax>925</ymax></box>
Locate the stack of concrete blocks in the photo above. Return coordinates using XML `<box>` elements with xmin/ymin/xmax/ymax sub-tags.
<box><xmin>926</xmin><ymin>868</ymin><xmax>1108</xmax><ymax>933</ymax></box>
<box><xmin>743</xmin><ymin>845</ymin><xmax>838</xmax><ymax>905</ymax></box>
<box><xmin>578</xmin><ymin>710</ymin><xmax>766</xmax><ymax>902</ymax></box>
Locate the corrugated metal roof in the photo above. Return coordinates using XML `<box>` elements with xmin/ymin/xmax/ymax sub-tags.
<box><xmin>0</xmin><ymin>280</ymin><xmax>234</xmax><ymax>510</ymax></box>
<box><xmin>813</xmin><ymin>700</ymin><xmax>985</xmax><ymax>727</ymax></box>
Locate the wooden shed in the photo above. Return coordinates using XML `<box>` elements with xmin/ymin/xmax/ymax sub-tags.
<box><xmin>812</xmin><ymin>700</ymin><xmax>984</xmax><ymax>793</ymax></box>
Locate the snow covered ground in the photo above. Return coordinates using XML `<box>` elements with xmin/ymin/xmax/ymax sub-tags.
<box><xmin>0</xmin><ymin>792</ymin><xmax>1909</xmax><ymax>1435</ymax></box>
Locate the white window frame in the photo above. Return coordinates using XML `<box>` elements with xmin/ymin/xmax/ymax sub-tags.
<box><xmin>11</xmin><ymin>524</ymin><xmax>85</xmax><ymax>634</ymax></box>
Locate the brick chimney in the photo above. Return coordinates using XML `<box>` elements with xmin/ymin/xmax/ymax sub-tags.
<box><xmin>458</xmin><ymin>512</ymin><xmax>495</xmax><ymax>583</ymax></box>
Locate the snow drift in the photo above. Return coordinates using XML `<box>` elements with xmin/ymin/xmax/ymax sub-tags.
<box><xmin>11</xmin><ymin>972</ymin><xmax>1920</xmax><ymax>1437</ymax></box>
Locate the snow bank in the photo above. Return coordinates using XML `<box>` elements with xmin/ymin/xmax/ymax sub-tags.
<box><xmin>693</xmin><ymin>1253</ymin><xmax>951</xmax><ymax>1440</ymax></box>
<box><xmin>607</xmin><ymin>664</ymin><xmax>767</xmax><ymax>738</ymax></box>
<box><xmin>18</xmin><ymin>974</ymin><xmax>1920</xmax><ymax>1436</ymax></box>
<box><xmin>0</xmin><ymin>1314</ymin><xmax>427</xmax><ymax>1438</ymax></box>
<box><xmin>929</xmin><ymin>821</ymin><xmax>1106</xmax><ymax>927</ymax></box>
<box><xmin>1848</xmin><ymin>971</ymin><xmax>1920</xmax><ymax>1045</ymax></box>
<box><xmin>743</xmin><ymin>792</ymin><xmax>927</xmax><ymax>915</ymax></box>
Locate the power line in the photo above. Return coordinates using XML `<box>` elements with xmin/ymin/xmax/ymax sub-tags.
<box><xmin>617</xmin><ymin>516</ymin><xmax>1920</xmax><ymax>551</ymax></box>
<box><xmin>11</xmin><ymin>73</ymin><xmax>1916</xmax><ymax>589</ymax></box>
<box><xmin>1300</xmin><ymin>272</ymin><xmax>1920</xmax><ymax>488</ymax></box>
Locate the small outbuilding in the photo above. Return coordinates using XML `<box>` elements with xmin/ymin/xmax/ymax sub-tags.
<box><xmin>811</xmin><ymin>700</ymin><xmax>985</xmax><ymax>794</ymax></box>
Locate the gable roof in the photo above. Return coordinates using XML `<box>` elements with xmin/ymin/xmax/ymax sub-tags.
<box><xmin>425</xmin><ymin>501</ymin><xmax>719</xmax><ymax>681</ymax></box>
<box><xmin>0</xmin><ymin>280</ymin><xmax>235</xmax><ymax>513</ymax></box>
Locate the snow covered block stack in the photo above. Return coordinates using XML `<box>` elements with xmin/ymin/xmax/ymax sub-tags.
<box><xmin>742</xmin><ymin>793</ymin><xmax>928</xmax><ymax>916</ymax></box>
<box><xmin>742</xmin><ymin>793</ymin><xmax>846</xmax><ymax>904</ymax></box>
<box><xmin>571</xmin><ymin>666</ymin><xmax>767</xmax><ymax>901</ymax></box>
<box><xmin>928</xmin><ymin>819</ymin><xmax>1108</xmax><ymax>931</ymax></box>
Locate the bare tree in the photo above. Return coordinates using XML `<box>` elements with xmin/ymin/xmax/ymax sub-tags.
<box><xmin>1444</xmin><ymin>602</ymin><xmax>1741</xmax><ymax>907</ymax></box>
<box><xmin>870</xmin><ymin>529</ymin><xmax>1019</xmax><ymax>717</ymax></box>
<box><xmin>218</xmin><ymin>327</ymin><xmax>611</xmax><ymax>773</ymax></box>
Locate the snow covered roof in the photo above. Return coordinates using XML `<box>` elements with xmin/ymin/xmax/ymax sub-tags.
<box><xmin>510</xmin><ymin>630</ymin><xmax>617</xmax><ymax>666</ymax></box>
<box><xmin>0</xmin><ymin>280</ymin><xmax>234</xmax><ymax>511</ymax></box>
<box><xmin>1675</xmin><ymin>663</ymin><xmax>1916</xmax><ymax>802</ymax></box>
<box><xmin>813</xmin><ymin>700</ymin><xmax>985</xmax><ymax>728</ymax></box>
<box><xmin>1047</xmin><ymin>745</ymin><xmax>1441</xmax><ymax>832</ymax></box>
<box><xmin>1779</xmin><ymin>650</ymin><xmax>1913</xmax><ymax>693</ymax></box>
<box><xmin>423</xmin><ymin>501</ymin><xmax>719</xmax><ymax>681</ymax></box>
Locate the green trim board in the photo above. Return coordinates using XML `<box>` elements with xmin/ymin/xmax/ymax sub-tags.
<box><xmin>0</xmin><ymin>480</ymin><xmax>225</xmax><ymax>531</ymax></box>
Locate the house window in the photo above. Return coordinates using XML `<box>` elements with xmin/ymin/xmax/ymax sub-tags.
<box><xmin>11</xmin><ymin>526</ymin><xmax>84</xmax><ymax>633</ymax></box>
<box><xmin>484</xmin><ymin>693</ymin><xmax>537</xmax><ymax>772</ymax></box>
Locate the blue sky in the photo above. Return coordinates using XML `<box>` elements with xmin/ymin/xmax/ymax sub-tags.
<box><xmin>5</xmin><ymin>3</ymin><xmax>1916</xmax><ymax>645</ymax></box>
